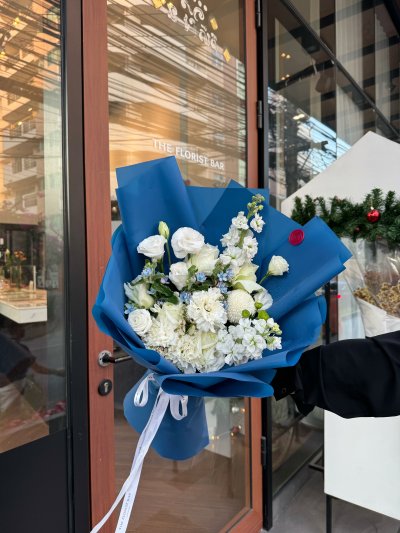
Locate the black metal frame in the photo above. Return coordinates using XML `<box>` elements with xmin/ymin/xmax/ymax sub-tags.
<box><xmin>62</xmin><ymin>0</ymin><xmax>90</xmax><ymax>530</ymax></box>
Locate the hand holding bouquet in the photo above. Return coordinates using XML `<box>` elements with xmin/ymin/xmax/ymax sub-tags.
<box><xmin>91</xmin><ymin>157</ymin><xmax>351</xmax><ymax>533</ymax></box>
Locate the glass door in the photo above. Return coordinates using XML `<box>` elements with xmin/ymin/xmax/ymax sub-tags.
<box><xmin>105</xmin><ymin>1</ymin><xmax>261</xmax><ymax>531</ymax></box>
<box><xmin>0</xmin><ymin>1</ymin><xmax>88</xmax><ymax>531</ymax></box>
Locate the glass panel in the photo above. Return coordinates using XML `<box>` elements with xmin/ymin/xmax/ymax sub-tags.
<box><xmin>0</xmin><ymin>1</ymin><xmax>65</xmax><ymax>453</ymax></box>
<box><xmin>374</xmin><ymin>2</ymin><xmax>400</xmax><ymax>130</ymax></box>
<box><xmin>107</xmin><ymin>1</ymin><xmax>250</xmax><ymax>531</ymax></box>
<box><xmin>267</xmin><ymin>4</ymin><xmax>337</xmax><ymax>209</ymax></box>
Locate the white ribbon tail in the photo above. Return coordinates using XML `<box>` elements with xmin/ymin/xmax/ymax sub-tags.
<box><xmin>90</xmin><ymin>376</ymin><xmax>187</xmax><ymax>533</ymax></box>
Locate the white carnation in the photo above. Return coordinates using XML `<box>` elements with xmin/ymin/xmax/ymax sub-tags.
<box><xmin>169</xmin><ymin>262</ymin><xmax>189</xmax><ymax>290</ymax></box>
<box><xmin>226</xmin><ymin>289</ymin><xmax>256</xmax><ymax>323</ymax></box>
<box><xmin>128</xmin><ymin>309</ymin><xmax>152</xmax><ymax>337</ymax></box>
<box><xmin>137</xmin><ymin>235</ymin><xmax>166</xmax><ymax>260</ymax></box>
<box><xmin>171</xmin><ymin>227</ymin><xmax>204</xmax><ymax>259</ymax></box>
<box><xmin>145</xmin><ymin>317</ymin><xmax>178</xmax><ymax>348</ymax></box>
<box><xmin>231</xmin><ymin>211</ymin><xmax>249</xmax><ymax>230</ymax></box>
<box><xmin>250</xmin><ymin>213</ymin><xmax>265</xmax><ymax>233</ymax></box>
<box><xmin>268</xmin><ymin>255</ymin><xmax>289</xmax><ymax>276</ymax></box>
<box><xmin>186</xmin><ymin>287</ymin><xmax>227</xmax><ymax>332</ymax></box>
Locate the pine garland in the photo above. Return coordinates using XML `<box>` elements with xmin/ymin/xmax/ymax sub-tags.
<box><xmin>291</xmin><ymin>188</ymin><xmax>400</xmax><ymax>249</ymax></box>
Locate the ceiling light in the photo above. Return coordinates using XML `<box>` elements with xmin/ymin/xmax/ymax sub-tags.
<box><xmin>281</xmin><ymin>52</ymin><xmax>286</xmax><ymax>58</ymax></box>
<box><xmin>286</xmin><ymin>54</ymin><xmax>291</xmax><ymax>59</ymax></box>
<box><xmin>293</xmin><ymin>113</ymin><xmax>305</xmax><ymax>120</ymax></box>
<box><xmin>285</xmin><ymin>74</ymin><xmax>290</xmax><ymax>78</ymax></box>
<box><xmin>281</xmin><ymin>76</ymin><xmax>285</xmax><ymax>81</ymax></box>
<box><xmin>17</xmin><ymin>121</ymin><xmax>22</xmax><ymax>126</ymax></box>
<box><xmin>28</xmin><ymin>107</ymin><xmax>33</xmax><ymax>112</ymax></box>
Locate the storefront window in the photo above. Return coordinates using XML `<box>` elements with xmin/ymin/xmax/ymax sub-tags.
<box><xmin>107</xmin><ymin>1</ymin><xmax>250</xmax><ymax>531</ymax></box>
<box><xmin>0</xmin><ymin>1</ymin><xmax>65</xmax><ymax>453</ymax></box>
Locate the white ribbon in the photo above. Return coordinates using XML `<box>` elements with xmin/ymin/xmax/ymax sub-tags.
<box><xmin>90</xmin><ymin>374</ymin><xmax>188</xmax><ymax>533</ymax></box>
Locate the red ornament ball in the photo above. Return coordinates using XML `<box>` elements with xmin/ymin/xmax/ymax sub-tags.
<box><xmin>366</xmin><ymin>209</ymin><xmax>381</xmax><ymax>223</ymax></box>
<box><xmin>289</xmin><ymin>229</ymin><xmax>305</xmax><ymax>246</ymax></box>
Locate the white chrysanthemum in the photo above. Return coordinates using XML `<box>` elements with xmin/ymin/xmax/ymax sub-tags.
<box><xmin>231</xmin><ymin>211</ymin><xmax>249</xmax><ymax>230</ymax></box>
<box><xmin>242</xmin><ymin>235</ymin><xmax>258</xmax><ymax>260</ymax></box>
<box><xmin>145</xmin><ymin>317</ymin><xmax>178</xmax><ymax>348</ymax></box>
<box><xmin>221</xmin><ymin>226</ymin><xmax>240</xmax><ymax>248</ymax></box>
<box><xmin>250</xmin><ymin>213</ymin><xmax>265</xmax><ymax>233</ymax></box>
<box><xmin>186</xmin><ymin>287</ymin><xmax>227</xmax><ymax>332</ymax></box>
<box><xmin>226</xmin><ymin>289</ymin><xmax>256</xmax><ymax>323</ymax></box>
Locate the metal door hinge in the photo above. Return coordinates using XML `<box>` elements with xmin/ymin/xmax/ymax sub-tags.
<box><xmin>257</xmin><ymin>100</ymin><xmax>263</xmax><ymax>129</ymax></box>
<box><xmin>261</xmin><ymin>436</ymin><xmax>267</xmax><ymax>468</ymax></box>
<box><xmin>255</xmin><ymin>0</ymin><xmax>262</xmax><ymax>29</ymax></box>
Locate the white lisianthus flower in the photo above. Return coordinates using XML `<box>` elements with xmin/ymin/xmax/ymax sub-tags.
<box><xmin>254</xmin><ymin>288</ymin><xmax>273</xmax><ymax>310</ymax></box>
<box><xmin>187</xmin><ymin>244</ymin><xmax>219</xmax><ymax>276</ymax></box>
<box><xmin>128</xmin><ymin>309</ymin><xmax>152</xmax><ymax>337</ymax></box>
<box><xmin>221</xmin><ymin>226</ymin><xmax>240</xmax><ymax>248</ymax></box>
<box><xmin>157</xmin><ymin>301</ymin><xmax>184</xmax><ymax>329</ymax></box>
<box><xmin>171</xmin><ymin>227</ymin><xmax>205</xmax><ymax>259</ymax></box>
<box><xmin>231</xmin><ymin>211</ymin><xmax>249</xmax><ymax>230</ymax></box>
<box><xmin>250</xmin><ymin>213</ymin><xmax>265</xmax><ymax>233</ymax></box>
<box><xmin>226</xmin><ymin>289</ymin><xmax>256</xmax><ymax>323</ymax></box>
<box><xmin>186</xmin><ymin>287</ymin><xmax>227</xmax><ymax>332</ymax></box>
<box><xmin>137</xmin><ymin>235</ymin><xmax>166</xmax><ymax>260</ymax></box>
<box><xmin>124</xmin><ymin>282</ymin><xmax>154</xmax><ymax>309</ymax></box>
<box><xmin>169</xmin><ymin>262</ymin><xmax>189</xmax><ymax>291</ymax></box>
<box><xmin>268</xmin><ymin>255</ymin><xmax>289</xmax><ymax>276</ymax></box>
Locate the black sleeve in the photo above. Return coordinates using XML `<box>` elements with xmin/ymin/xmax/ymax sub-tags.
<box><xmin>272</xmin><ymin>331</ymin><xmax>400</xmax><ymax>419</ymax></box>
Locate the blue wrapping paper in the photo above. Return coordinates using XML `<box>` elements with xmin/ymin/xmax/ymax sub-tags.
<box><xmin>93</xmin><ymin>156</ymin><xmax>351</xmax><ymax>460</ymax></box>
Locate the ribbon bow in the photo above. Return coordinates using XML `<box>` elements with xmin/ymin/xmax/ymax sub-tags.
<box><xmin>90</xmin><ymin>374</ymin><xmax>188</xmax><ymax>533</ymax></box>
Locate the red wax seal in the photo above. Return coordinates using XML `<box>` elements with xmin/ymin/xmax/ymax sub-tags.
<box><xmin>289</xmin><ymin>229</ymin><xmax>304</xmax><ymax>246</ymax></box>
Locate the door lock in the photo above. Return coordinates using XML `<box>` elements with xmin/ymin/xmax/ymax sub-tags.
<box><xmin>98</xmin><ymin>379</ymin><xmax>113</xmax><ymax>396</ymax></box>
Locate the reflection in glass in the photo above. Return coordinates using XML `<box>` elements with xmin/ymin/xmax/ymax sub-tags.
<box><xmin>108</xmin><ymin>1</ymin><xmax>250</xmax><ymax>531</ymax></box>
<box><xmin>0</xmin><ymin>1</ymin><xmax>65</xmax><ymax>453</ymax></box>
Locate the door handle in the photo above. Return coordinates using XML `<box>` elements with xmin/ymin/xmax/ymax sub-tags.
<box><xmin>98</xmin><ymin>350</ymin><xmax>132</xmax><ymax>367</ymax></box>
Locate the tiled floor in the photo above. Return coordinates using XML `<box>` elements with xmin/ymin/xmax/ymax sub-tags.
<box><xmin>269</xmin><ymin>470</ymin><xmax>400</xmax><ymax>533</ymax></box>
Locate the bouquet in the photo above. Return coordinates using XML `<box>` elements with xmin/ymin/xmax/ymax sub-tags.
<box><xmin>91</xmin><ymin>157</ymin><xmax>350</xmax><ymax>533</ymax></box>
<box><xmin>125</xmin><ymin>194</ymin><xmax>287</xmax><ymax>374</ymax></box>
<box><xmin>343</xmin><ymin>238</ymin><xmax>400</xmax><ymax>336</ymax></box>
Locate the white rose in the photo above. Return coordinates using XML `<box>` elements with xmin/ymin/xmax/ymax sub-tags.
<box><xmin>128</xmin><ymin>309</ymin><xmax>152</xmax><ymax>337</ymax></box>
<box><xmin>268</xmin><ymin>255</ymin><xmax>289</xmax><ymax>276</ymax></box>
<box><xmin>157</xmin><ymin>302</ymin><xmax>184</xmax><ymax>329</ymax></box>
<box><xmin>254</xmin><ymin>288</ymin><xmax>273</xmax><ymax>310</ymax></box>
<box><xmin>169</xmin><ymin>262</ymin><xmax>189</xmax><ymax>290</ymax></box>
<box><xmin>137</xmin><ymin>235</ymin><xmax>166</xmax><ymax>260</ymax></box>
<box><xmin>171</xmin><ymin>227</ymin><xmax>205</xmax><ymax>259</ymax></box>
<box><xmin>124</xmin><ymin>282</ymin><xmax>154</xmax><ymax>309</ymax></box>
<box><xmin>187</xmin><ymin>244</ymin><xmax>219</xmax><ymax>276</ymax></box>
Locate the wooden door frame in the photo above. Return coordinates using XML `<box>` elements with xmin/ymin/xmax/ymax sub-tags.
<box><xmin>82</xmin><ymin>0</ymin><xmax>262</xmax><ymax>531</ymax></box>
